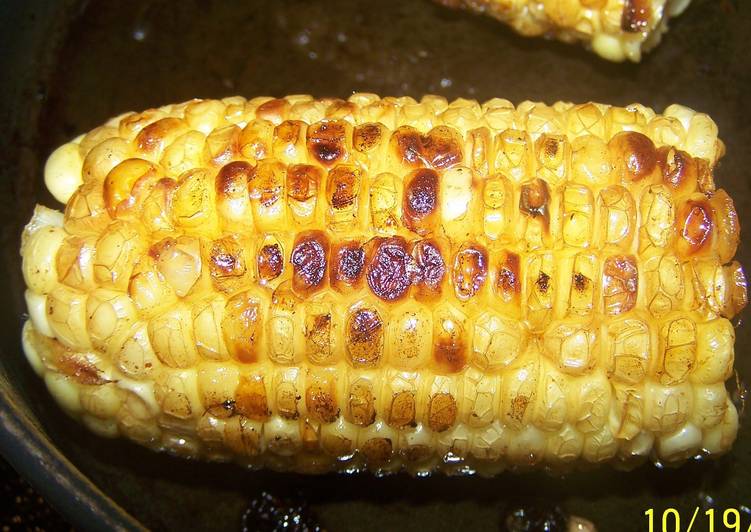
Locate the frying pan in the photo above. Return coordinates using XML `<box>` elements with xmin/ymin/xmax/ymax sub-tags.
<box><xmin>0</xmin><ymin>0</ymin><xmax>749</xmax><ymax>530</ymax></box>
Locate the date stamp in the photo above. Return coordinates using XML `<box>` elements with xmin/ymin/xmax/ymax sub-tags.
<box><xmin>645</xmin><ymin>508</ymin><xmax>751</xmax><ymax>532</ymax></box>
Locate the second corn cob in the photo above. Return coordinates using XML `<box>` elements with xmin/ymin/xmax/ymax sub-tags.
<box><xmin>22</xmin><ymin>93</ymin><xmax>745</xmax><ymax>475</ymax></box>
<box><xmin>435</xmin><ymin>0</ymin><xmax>692</xmax><ymax>62</ymax></box>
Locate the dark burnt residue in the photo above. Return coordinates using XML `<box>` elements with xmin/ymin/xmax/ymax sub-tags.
<box><xmin>536</xmin><ymin>271</ymin><xmax>551</xmax><ymax>294</ymax></box>
<box><xmin>412</xmin><ymin>239</ymin><xmax>446</xmax><ymax>298</ymax></box>
<box><xmin>622</xmin><ymin>0</ymin><xmax>651</xmax><ymax>33</ymax></box>
<box><xmin>331</xmin><ymin>241</ymin><xmax>365</xmax><ymax>290</ymax></box>
<box><xmin>366</xmin><ymin>237</ymin><xmax>414</xmax><ymax>302</ymax></box>
<box><xmin>573</xmin><ymin>272</ymin><xmax>590</xmax><ymax>292</ymax></box>
<box><xmin>403</xmin><ymin>168</ymin><xmax>439</xmax><ymax>235</ymax></box>
<box><xmin>291</xmin><ymin>231</ymin><xmax>329</xmax><ymax>294</ymax></box>
<box><xmin>307</xmin><ymin>120</ymin><xmax>347</xmax><ymax>165</ymax></box>
<box><xmin>496</xmin><ymin>251</ymin><xmax>521</xmax><ymax>302</ymax></box>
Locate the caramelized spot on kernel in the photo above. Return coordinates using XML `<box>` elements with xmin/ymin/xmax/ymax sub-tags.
<box><xmin>331</xmin><ymin>241</ymin><xmax>365</xmax><ymax>290</ymax></box>
<box><xmin>291</xmin><ymin>231</ymin><xmax>329</xmax><ymax>295</ymax></box>
<box><xmin>496</xmin><ymin>252</ymin><xmax>521</xmax><ymax>301</ymax></box>
<box><xmin>223</xmin><ymin>293</ymin><xmax>262</xmax><ymax>363</ymax></box>
<box><xmin>366</xmin><ymin>237</ymin><xmax>414</xmax><ymax>301</ymax></box>
<box><xmin>403</xmin><ymin>168</ymin><xmax>439</xmax><ymax>235</ymax></box>
<box><xmin>391</xmin><ymin>125</ymin><xmax>463</xmax><ymax>169</ymax></box>
<box><xmin>307</xmin><ymin>381</ymin><xmax>339</xmax><ymax>423</ymax></box>
<box><xmin>58</xmin><ymin>354</ymin><xmax>107</xmax><ymax>385</ymax></box>
<box><xmin>519</xmin><ymin>178</ymin><xmax>550</xmax><ymax>231</ymax></box>
<box><xmin>510</xmin><ymin>395</ymin><xmax>529</xmax><ymax>422</ymax></box>
<box><xmin>136</xmin><ymin>117</ymin><xmax>183</xmax><ymax>153</ymax></box>
<box><xmin>428</xmin><ymin>393</ymin><xmax>457</xmax><ymax>432</ymax></box>
<box><xmin>256</xmin><ymin>98</ymin><xmax>289</xmax><ymax>122</ymax></box>
<box><xmin>353</xmin><ymin>123</ymin><xmax>383</xmax><ymax>153</ymax></box>
<box><xmin>307</xmin><ymin>120</ymin><xmax>347</xmax><ymax>165</ymax></box>
<box><xmin>235</xmin><ymin>375</ymin><xmax>270</xmax><ymax>421</ymax></box>
<box><xmin>287</xmin><ymin>164</ymin><xmax>321</xmax><ymax>202</ymax></box>
<box><xmin>327</xmin><ymin>166</ymin><xmax>359</xmax><ymax>209</ymax></box>
<box><xmin>452</xmin><ymin>243</ymin><xmax>488</xmax><ymax>301</ymax></box>
<box><xmin>622</xmin><ymin>0</ymin><xmax>651</xmax><ymax>32</ymax></box>
<box><xmin>657</xmin><ymin>147</ymin><xmax>697</xmax><ymax>192</ymax></box>
<box><xmin>434</xmin><ymin>315</ymin><xmax>466</xmax><ymax>373</ymax></box>
<box><xmin>389</xmin><ymin>391</ymin><xmax>416</xmax><ymax>428</ymax></box>
<box><xmin>274</xmin><ymin>120</ymin><xmax>303</xmax><ymax>144</ymax></box>
<box><xmin>536</xmin><ymin>271</ymin><xmax>551</xmax><ymax>294</ymax></box>
<box><xmin>257</xmin><ymin>243</ymin><xmax>284</xmax><ymax>281</ymax></box>
<box><xmin>209</xmin><ymin>237</ymin><xmax>246</xmax><ymax>278</ymax></box>
<box><xmin>412</xmin><ymin>239</ymin><xmax>446</xmax><ymax>299</ymax></box>
<box><xmin>610</xmin><ymin>131</ymin><xmax>657</xmax><ymax>182</ymax></box>
<box><xmin>573</xmin><ymin>272</ymin><xmax>590</xmax><ymax>292</ymax></box>
<box><xmin>543</xmin><ymin>136</ymin><xmax>560</xmax><ymax>158</ymax></box>
<box><xmin>216</xmin><ymin>161</ymin><xmax>253</xmax><ymax>196</ymax></box>
<box><xmin>603</xmin><ymin>255</ymin><xmax>639</xmax><ymax>316</ymax></box>
<box><xmin>679</xmin><ymin>200</ymin><xmax>713</xmax><ymax>255</ymax></box>
<box><xmin>347</xmin><ymin>308</ymin><xmax>384</xmax><ymax>367</ymax></box>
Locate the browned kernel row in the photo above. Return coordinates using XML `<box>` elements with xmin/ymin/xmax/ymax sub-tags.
<box><xmin>24</xmin><ymin>319</ymin><xmax>736</xmax><ymax>471</ymax></box>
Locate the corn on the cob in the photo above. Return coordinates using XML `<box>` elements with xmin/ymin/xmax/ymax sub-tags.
<box><xmin>435</xmin><ymin>0</ymin><xmax>691</xmax><ymax>62</ymax></box>
<box><xmin>21</xmin><ymin>94</ymin><xmax>745</xmax><ymax>476</ymax></box>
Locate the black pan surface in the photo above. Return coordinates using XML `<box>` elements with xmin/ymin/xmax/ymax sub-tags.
<box><xmin>0</xmin><ymin>0</ymin><xmax>749</xmax><ymax>530</ymax></box>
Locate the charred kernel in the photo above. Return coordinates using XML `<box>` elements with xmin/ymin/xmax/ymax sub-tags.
<box><xmin>412</xmin><ymin>239</ymin><xmax>446</xmax><ymax>299</ymax></box>
<box><xmin>609</xmin><ymin>131</ymin><xmax>657</xmax><ymax>182</ymax></box>
<box><xmin>428</xmin><ymin>393</ymin><xmax>457</xmax><ymax>432</ymax></box>
<box><xmin>391</xmin><ymin>125</ymin><xmax>463</xmax><ymax>169</ymax></box>
<box><xmin>678</xmin><ymin>200</ymin><xmax>713</xmax><ymax>256</ymax></box>
<box><xmin>452</xmin><ymin>243</ymin><xmax>488</xmax><ymax>301</ymax></box>
<box><xmin>291</xmin><ymin>231</ymin><xmax>329</xmax><ymax>295</ymax></box>
<box><xmin>346</xmin><ymin>307</ymin><xmax>384</xmax><ymax>368</ymax></box>
<box><xmin>496</xmin><ymin>251</ymin><xmax>521</xmax><ymax>302</ymax></box>
<box><xmin>331</xmin><ymin>241</ymin><xmax>365</xmax><ymax>290</ymax></box>
<box><xmin>307</xmin><ymin>120</ymin><xmax>348</xmax><ymax>165</ymax></box>
<box><xmin>286</xmin><ymin>164</ymin><xmax>322</xmax><ymax>202</ymax></box>
<box><xmin>622</xmin><ymin>0</ymin><xmax>651</xmax><ymax>32</ymax></box>
<box><xmin>366</xmin><ymin>237</ymin><xmax>414</xmax><ymax>302</ymax></box>
<box><xmin>216</xmin><ymin>161</ymin><xmax>253</xmax><ymax>197</ymax></box>
<box><xmin>603</xmin><ymin>255</ymin><xmax>639</xmax><ymax>316</ymax></box>
<box><xmin>402</xmin><ymin>168</ymin><xmax>439</xmax><ymax>235</ymax></box>
<box><xmin>573</xmin><ymin>272</ymin><xmax>590</xmax><ymax>292</ymax></box>
<box><xmin>326</xmin><ymin>165</ymin><xmax>359</xmax><ymax>210</ymax></box>
<box><xmin>657</xmin><ymin>146</ymin><xmax>697</xmax><ymax>193</ymax></box>
<box><xmin>353</xmin><ymin>123</ymin><xmax>384</xmax><ymax>153</ymax></box>
<box><xmin>519</xmin><ymin>178</ymin><xmax>550</xmax><ymax>229</ymax></box>
<box><xmin>361</xmin><ymin>438</ymin><xmax>392</xmax><ymax>465</ymax></box>
<box><xmin>536</xmin><ymin>272</ymin><xmax>551</xmax><ymax>294</ymax></box>
<box><xmin>257</xmin><ymin>243</ymin><xmax>284</xmax><ymax>282</ymax></box>
<box><xmin>235</xmin><ymin>375</ymin><xmax>270</xmax><ymax>421</ymax></box>
<box><xmin>136</xmin><ymin>117</ymin><xmax>184</xmax><ymax>154</ymax></box>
